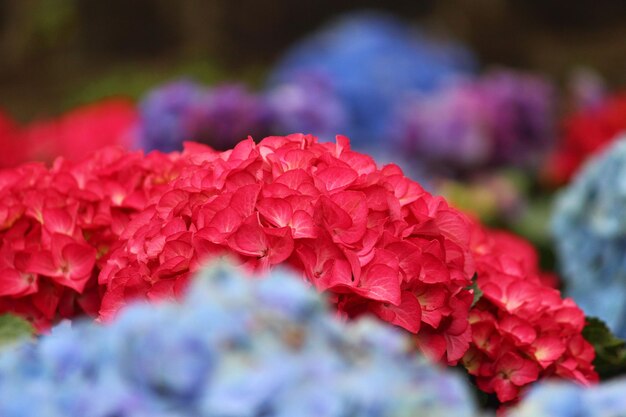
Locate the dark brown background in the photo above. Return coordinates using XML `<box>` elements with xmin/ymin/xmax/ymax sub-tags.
<box><xmin>2</xmin><ymin>0</ymin><xmax>626</xmax><ymax>120</ymax></box>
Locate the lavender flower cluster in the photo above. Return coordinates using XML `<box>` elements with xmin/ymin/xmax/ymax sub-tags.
<box><xmin>391</xmin><ymin>70</ymin><xmax>555</xmax><ymax>173</ymax></box>
<box><xmin>552</xmin><ymin>137</ymin><xmax>626</xmax><ymax>339</ymax></box>
<box><xmin>137</xmin><ymin>78</ymin><xmax>343</xmax><ymax>154</ymax></box>
<box><xmin>0</xmin><ymin>262</ymin><xmax>478</xmax><ymax>417</ymax></box>
<box><xmin>137</xmin><ymin>12</ymin><xmax>475</xmax><ymax>154</ymax></box>
<box><xmin>137</xmin><ymin>80</ymin><xmax>272</xmax><ymax>152</ymax></box>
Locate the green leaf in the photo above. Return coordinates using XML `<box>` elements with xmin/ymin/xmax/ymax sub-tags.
<box><xmin>583</xmin><ymin>317</ymin><xmax>626</xmax><ymax>379</ymax></box>
<box><xmin>584</xmin><ymin>317</ymin><xmax>624</xmax><ymax>347</ymax></box>
<box><xmin>466</xmin><ymin>274</ymin><xmax>483</xmax><ymax>307</ymax></box>
<box><xmin>0</xmin><ymin>314</ymin><xmax>35</xmax><ymax>347</ymax></box>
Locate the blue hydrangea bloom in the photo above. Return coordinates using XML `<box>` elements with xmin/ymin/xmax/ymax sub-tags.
<box><xmin>267</xmin><ymin>11</ymin><xmax>476</xmax><ymax>148</ymax></box>
<box><xmin>510</xmin><ymin>378</ymin><xmax>626</xmax><ymax>417</ymax></box>
<box><xmin>138</xmin><ymin>81</ymin><xmax>271</xmax><ymax>152</ymax></box>
<box><xmin>552</xmin><ymin>137</ymin><xmax>626</xmax><ymax>338</ymax></box>
<box><xmin>0</xmin><ymin>263</ymin><xmax>478</xmax><ymax>417</ymax></box>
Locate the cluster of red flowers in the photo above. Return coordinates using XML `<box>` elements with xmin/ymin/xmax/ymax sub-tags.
<box><xmin>0</xmin><ymin>147</ymin><xmax>185</xmax><ymax>331</ymax></box>
<box><xmin>463</xmin><ymin>226</ymin><xmax>597</xmax><ymax>403</ymax></box>
<box><xmin>100</xmin><ymin>134</ymin><xmax>476</xmax><ymax>364</ymax></box>
<box><xmin>0</xmin><ymin>99</ymin><xmax>137</xmax><ymax>168</ymax></box>
<box><xmin>0</xmin><ymin>133</ymin><xmax>597</xmax><ymax>402</ymax></box>
<box><xmin>0</xmin><ymin>110</ymin><xmax>24</xmax><ymax>168</ymax></box>
<box><xmin>545</xmin><ymin>92</ymin><xmax>626</xmax><ymax>185</ymax></box>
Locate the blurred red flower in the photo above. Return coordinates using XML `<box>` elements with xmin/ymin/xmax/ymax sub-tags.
<box><xmin>0</xmin><ymin>98</ymin><xmax>138</xmax><ymax>169</ymax></box>
<box><xmin>16</xmin><ymin>99</ymin><xmax>138</xmax><ymax>166</ymax></box>
<box><xmin>545</xmin><ymin>92</ymin><xmax>626</xmax><ymax>185</ymax></box>
<box><xmin>0</xmin><ymin>109</ymin><xmax>24</xmax><ymax>168</ymax></box>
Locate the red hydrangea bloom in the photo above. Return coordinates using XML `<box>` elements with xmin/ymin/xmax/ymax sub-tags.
<box><xmin>99</xmin><ymin>134</ymin><xmax>476</xmax><ymax>364</ymax></box>
<box><xmin>463</xmin><ymin>226</ymin><xmax>597</xmax><ymax>404</ymax></box>
<box><xmin>0</xmin><ymin>147</ymin><xmax>185</xmax><ymax>331</ymax></box>
<box><xmin>0</xmin><ymin>109</ymin><xmax>25</xmax><ymax>168</ymax></box>
<box><xmin>18</xmin><ymin>99</ymin><xmax>138</xmax><ymax>165</ymax></box>
<box><xmin>545</xmin><ymin>92</ymin><xmax>626</xmax><ymax>185</ymax></box>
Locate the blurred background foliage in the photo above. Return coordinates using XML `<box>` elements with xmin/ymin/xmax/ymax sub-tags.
<box><xmin>2</xmin><ymin>0</ymin><xmax>626</xmax><ymax>120</ymax></box>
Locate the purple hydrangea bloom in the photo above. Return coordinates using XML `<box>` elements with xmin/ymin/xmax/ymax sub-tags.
<box><xmin>0</xmin><ymin>262</ymin><xmax>478</xmax><ymax>417</ymax></box>
<box><xmin>186</xmin><ymin>84</ymin><xmax>273</xmax><ymax>150</ymax></box>
<box><xmin>392</xmin><ymin>70</ymin><xmax>555</xmax><ymax>174</ymax></box>
<box><xmin>137</xmin><ymin>79</ymin><xmax>204</xmax><ymax>152</ymax></box>
<box><xmin>391</xmin><ymin>82</ymin><xmax>491</xmax><ymax>171</ymax></box>
<box><xmin>485</xmin><ymin>71</ymin><xmax>555</xmax><ymax>166</ymax></box>
<box><xmin>138</xmin><ymin>81</ymin><xmax>272</xmax><ymax>152</ymax></box>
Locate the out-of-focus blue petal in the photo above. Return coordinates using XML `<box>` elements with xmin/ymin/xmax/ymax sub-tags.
<box><xmin>268</xmin><ymin>11</ymin><xmax>476</xmax><ymax>148</ymax></box>
<box><xmin>552</xmin><ymin>137</ymin><xmax>626</xmax><ymax>338</ymax></box>
<box><xmin>511</xmin><ymin>378</ymin><xmax>626</xmax><ymax>417</ymax></box>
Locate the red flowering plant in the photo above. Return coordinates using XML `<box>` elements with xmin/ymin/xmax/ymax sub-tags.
<box><xmin>0</xmin><ymin>132</ymin><xmax>597</xmax><ymax>403</ymax></box>
<box><xmin>463</xmin><ymin>225</ymin><xmax>597</xmax><ymax>404</ymax></box>
<box><xmin>545</xmin><ymin>92</ymin><xmax>626</xmax><ymax>185</ymax></box>
<box><xmin>0</xmin><ymin>109</ymin><xmax>25</xmax><ymax>168</ymax></box>
<box><xmin>0</xmin><ymin>147</ymin><xmax>185</xmax><ymax>331</ymax></box>
<box><xmin>99</xmin><ymin>134</ymin><xmax>476</xmax><ymax>364</ymax></box>
<box><xmin>18</xmin><ymin>98</ymin><xmax>138</xmax><ymax>165</ymax></box>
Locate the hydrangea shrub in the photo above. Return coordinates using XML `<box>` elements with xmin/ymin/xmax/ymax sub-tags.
<box><xmin>0</xmin><ymin>147</ymin><xmax>187</xmax><ymax>330</ymax></box>
<box><xmin>0</xmin><ymin>263</ymin><xmax>479</xmax><ymax>417</ymax></box>
<box><xmin>465</xmin><ymin>226</ymin><xmax>596</xmax><ymax>403</ymax></box>
<box><xmin>100</xmin><ymin>133</ymin><xmax>476</xmax><ymax>364</ymax></box>
<box><xmin>0</xmin><ymin>134</ymin><xmax>598</xmax><ymax>404</ymax></box>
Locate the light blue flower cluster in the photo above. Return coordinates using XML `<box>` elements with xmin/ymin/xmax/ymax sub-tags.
<box><xmin>0</xmin><ymin>263</ymin><xmax>478</xmax><ymax>417</ymax></box>
<box><xmin>268</xmin><ymin>11</ymin><xmax>476</xmax><ymax>147</ymax></box>
<box><xmin>510</xmin><ymin>378</ymin><xmax>626</xmax><ymax>417</ymax></box>
<box><xmin>552</xmin><ymin>137</ymin><xmax>626</xmax><ymax>338</ymax></box>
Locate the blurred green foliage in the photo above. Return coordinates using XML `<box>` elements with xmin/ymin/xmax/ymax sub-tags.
<box><xmin>33</xmin><ymin>0</ymin><xmax>77</xmax><ymax>47</ymax></box>
<box><xmin>62</xmin><ymin>60</ymin><xmax>268</xmax><ymax>112</ymax></box>
<box><xmin>0</xmin><ymin>314</ymin><xmax>34</xmax><ymax>347</ymax></box>
<box><xmin>62</xmin><ymin>60</ymin><xmax>226</xmax><ymax>109</ymax></box>
<box><xmin>583</xmin><ymin>317</ymin><xmax>626</xmax><ymax>379</ymax></box>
